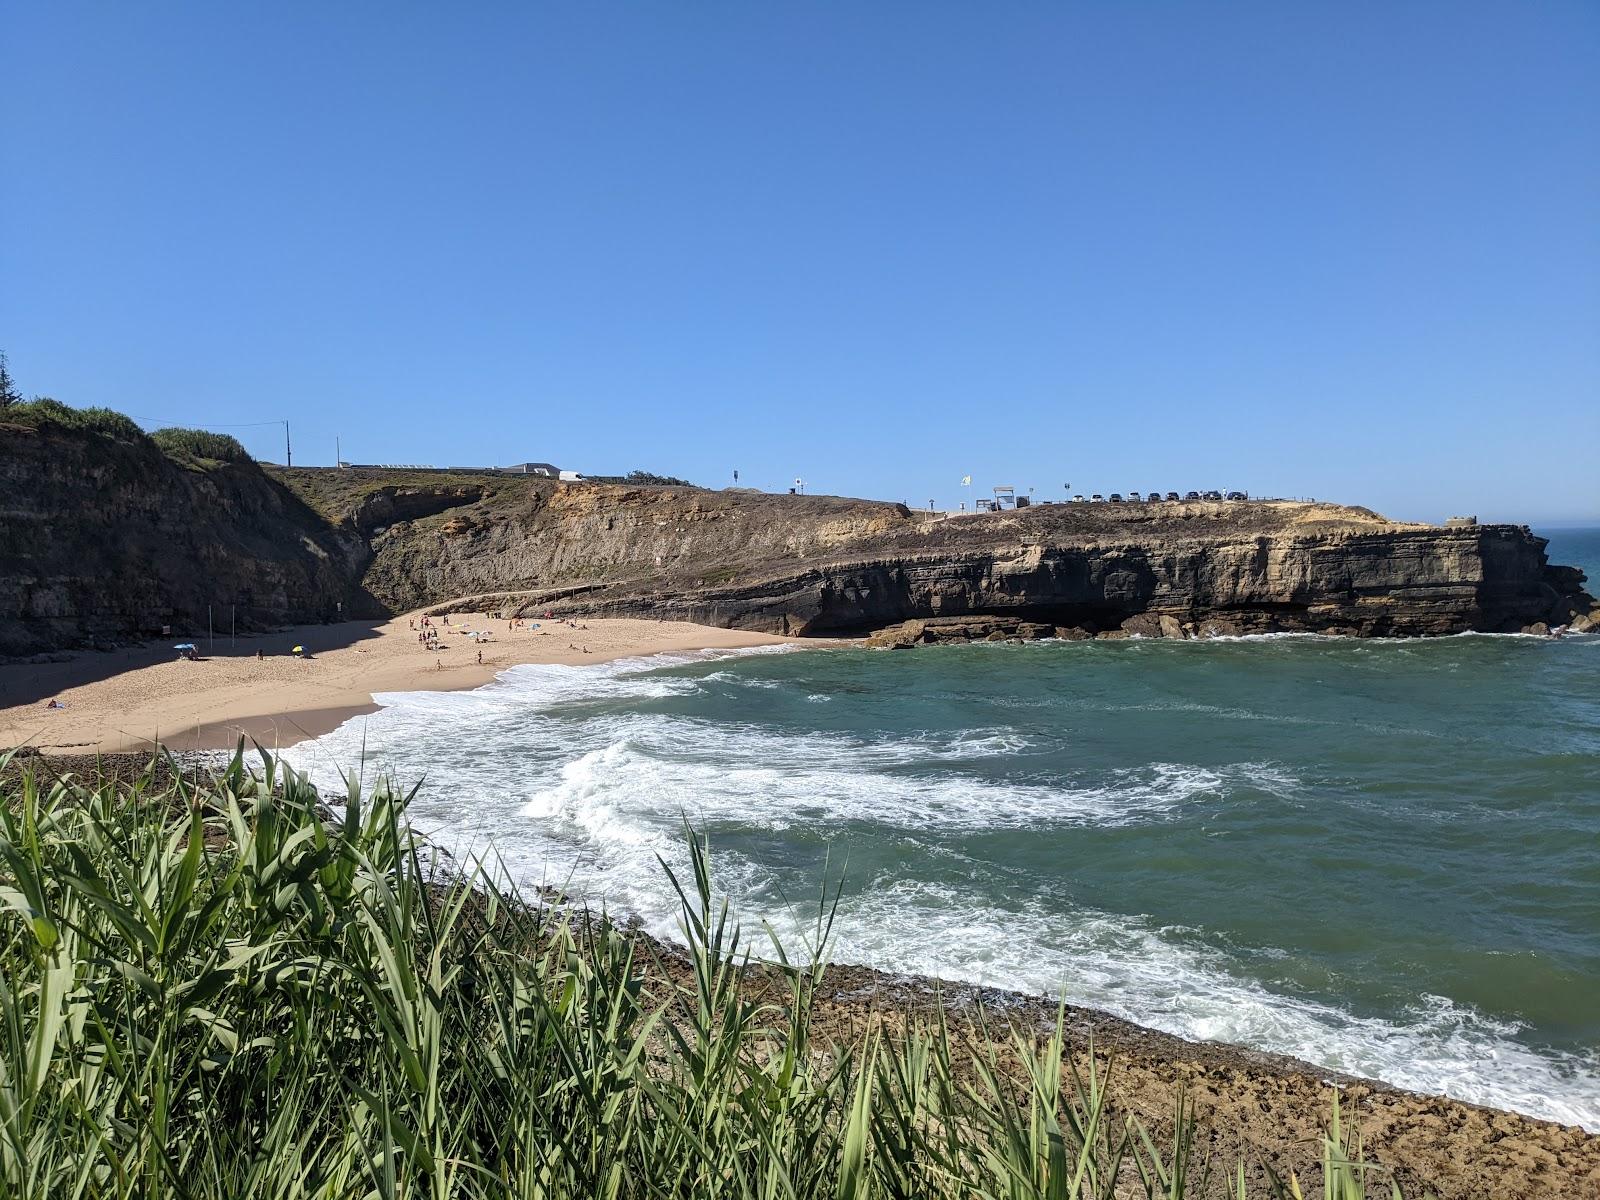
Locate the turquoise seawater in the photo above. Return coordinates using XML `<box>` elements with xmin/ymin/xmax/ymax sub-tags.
<box><xmin>287</xmin><ymin>527</ymin><xmax>1600</xmax><ymax>1128</ymax></box>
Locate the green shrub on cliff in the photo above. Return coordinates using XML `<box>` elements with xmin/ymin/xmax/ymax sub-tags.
<box><xmin>0</xmin><ymin>748</ymin><xmax>1429</xmax><ymax>1200</ymax></box>
<box><xmin>149</xmin><ymin>425</ymin><xmax>254</xmax><ymax>463</ymax></box>
<box><xmin>589</xmin><ymin>469</ymin><xmax>700</xmax><ymax>487</ymax></box>
<box><xmin>2</xmin><ymin>396</ymin><xmax>149</xmax><ymax>442</ymax></box>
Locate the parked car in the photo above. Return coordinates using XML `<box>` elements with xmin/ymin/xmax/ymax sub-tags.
<box><xmin>1183</xmin><ymin>491</ymin><xmax>1201</xmax><ymax>501</ymax></box>
<box><xmin>1090</xmin><ymin>493</ymin><xmax>1105</xmax><ymax>502</ymax></box>
<box><xmin>1072</xmin><ymin>494</ymin><xmax>1085</xmax><ymax>502</ymax></box>
<box><xmin>1128</xmin><ymin>491</ymin><xmax>1142</xmax><ymax>501</ymax></box>
<box><xmin>1225</xmin><ymin>490</ymin><xmax>1246</xmax><ymax>501</ymax></box>
<box><xmin>1108</xmin><ymin>493</ymin><xmax>1123</xmax><ymax>503</ymax></box>
<box><xmin>1147</xmin><ymin>488</ymin><xmax>1164</xmax><ymax>501</ymax></box>
<box><xmin>1165</xmin><ymin>491</ymin><xmax>1181</xmax><ymax>502</ymax></box>
<box><xmin>1202</xmin><ymin>490</ymin><xmax>1222</xmax><ymax>501</ymax></box>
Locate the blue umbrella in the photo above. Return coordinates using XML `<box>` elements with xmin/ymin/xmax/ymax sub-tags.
<box><xmin>173</xmin><ymin>643</ymin><xmax>197</xmax><ymax>651</ymax></box>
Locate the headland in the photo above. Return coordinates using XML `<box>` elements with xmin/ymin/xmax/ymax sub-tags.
<box><xmin>2</xmin><ymin>416</ymin><xmax>1594</xmax><ymax>658</ymax></box>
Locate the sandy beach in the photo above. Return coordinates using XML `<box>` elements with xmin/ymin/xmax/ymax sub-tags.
<box><xmin>0</xmin><ymin>613</ymin><xmax>801</xmax><ymax>755</ymax></box>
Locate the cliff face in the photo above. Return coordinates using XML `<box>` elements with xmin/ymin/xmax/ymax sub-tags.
<box><xmin>0</xmin><ymin>423</ymin><xmax>374</xmax><ymax>655</ymax></box>
<box><xmin>274</xmin><ymin>470</ymin><xmax>1592</xmax><ymax>640</ymax></box>
<box><xmin>1</xmin><ymin>434</ymin><xmax>1591</xmax><ymax>657</ymax></box>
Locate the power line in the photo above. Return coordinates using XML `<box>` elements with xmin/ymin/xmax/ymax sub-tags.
<box><xmin>131</xmin><ymin>415</ymin><xmax>292</xmax><ymax>465</ymax></box>
<box><xmin>130</xmin><ymin>416</ymin><xmax>288</xmax><ymax>428</ymax></box>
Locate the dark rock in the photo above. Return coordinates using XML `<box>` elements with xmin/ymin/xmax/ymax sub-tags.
<box><xmin>1120</xmin><ymin>613</ymin><xmax>1165</xmax><ymax>638</ymax></box>
<box><xmin>0</xmin><ymin>423</ymin><xmax>373</xmax><ymax>655</ymax></box>
<box><xmin>1549</xmin><ymin>597</ymin><xmax>1586</xmax><ymax>625</ymax></box>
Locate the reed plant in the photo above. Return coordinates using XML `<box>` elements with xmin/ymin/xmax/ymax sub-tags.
<box><xmin>0</xmin><ymin>748</ymin><xmax>1421</xmax><ymax>1199</ymax></box>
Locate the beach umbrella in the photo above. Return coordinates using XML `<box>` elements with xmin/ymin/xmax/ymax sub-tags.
<box><xmin>173</xmin><ymin>643</ymin><xmax>196</xmax><ymax>651</ymax></box>
<box><xmin>292</xmin><ymin>645</ymin><xmax>305</xmax><ymax>655</ymax></box>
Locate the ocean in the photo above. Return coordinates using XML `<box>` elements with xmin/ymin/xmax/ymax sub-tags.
<box><xmin>284</xmin><ymin>526</ymin><xmax>1600</xmax><ymax>1130</ymax></box>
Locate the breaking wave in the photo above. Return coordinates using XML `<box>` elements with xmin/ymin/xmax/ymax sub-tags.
<box><xmin>283</xmin><ymin>643</ymin><xmax>1600</xmax><ymax>1131</ymax></box>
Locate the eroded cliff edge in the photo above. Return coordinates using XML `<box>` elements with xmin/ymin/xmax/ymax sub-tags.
<box><xmin>0</xmin><ymin>423</ymin><xmax>374</xmax><ymax>655</ymax></box>
<box><xmin>1</xmin><ymin>422</ymin><xmax>1592</xmax><ymax>656</ymax></box>
<box><xmin>286</xmin><ymin>468</ymin><xmax>1592</xmax><ymax>641</ymax></box>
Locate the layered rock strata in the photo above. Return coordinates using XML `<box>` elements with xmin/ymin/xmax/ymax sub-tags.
<box><xmin>1</xmin><ymin>429</ymin><xmax>1592</xmax><ymax>654</ymax></box>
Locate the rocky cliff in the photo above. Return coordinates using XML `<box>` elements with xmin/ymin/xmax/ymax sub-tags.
<box><xmin>278</xmin><ymin>469</ymin><xmax>1592</xmax><ymax>640</ymax></box>
<box><xmin>0</xmin><ymin>422</ymin><xmax>374</xmax><ymax>655</ymax></box>
<box><xmin>1</xmin><ymin>427</ymin><xmax>1592</xmax><ymax>656</ymax></box>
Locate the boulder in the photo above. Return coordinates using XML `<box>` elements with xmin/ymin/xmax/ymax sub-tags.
<box><xmin>1016</xmin><ymin>621</ymin><xmax>1055</xmax><ymax>640</ymax></box>
<box><xmin>1157</xmin><ymin>614</ymin><xmax>1187</xmax><ymax>640</ymax></box>
<box><xmin>1119</xmin><ymin>613</ymin><xmax>1164</xmax><ymax>638</ymax></box>
<box><xmin>983</xmin><ymin>630</ymin><xmax>1009</xmax><ymax>642</ymax></box>
<box><xmin>1054</xmin><ymin>625</ymin><xmax>1092</xmax><ymax>641</ymax></box>
<box><xmin>863</xmin><ymin>622</ymin><xmax>918</xmax><ymax>649</ymax></box>
<box><xmin>1523</xmin><ymin>622</ymin><xmax>1550</xmax><ymax>636</ymax></box>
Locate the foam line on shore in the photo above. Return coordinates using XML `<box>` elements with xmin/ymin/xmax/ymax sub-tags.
<box><xmin>282</xmin><ymin>645</ymin><xmax>1600</xmax><ymax>1132</ymax></box>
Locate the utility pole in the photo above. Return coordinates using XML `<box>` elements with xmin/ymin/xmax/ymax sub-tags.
<box><xmin>336</xmin><ymin>435</ymin><xmax>341</xmax><ymax>467</ymax></box>
<box><xmin>285</xmin><ymin>420</ymin><xmax>292</xmax><ymax>467</ymax></box>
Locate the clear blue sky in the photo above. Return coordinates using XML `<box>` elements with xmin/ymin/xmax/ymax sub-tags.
<box><xmin>4</xmin><ymin>2</ymin><xmax>1597</xmax><ymax>523</ymax></box>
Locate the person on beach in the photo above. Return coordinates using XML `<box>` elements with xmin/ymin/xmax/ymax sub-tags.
<box><xmin>476</xmin><ymin>649</ymin><xmax>483</xmax><ymax>664</ymax></box>
<box><xmin>436</xmin><ymin>658</ymin><xmax>442</xmax><ymax>671</ymax></box>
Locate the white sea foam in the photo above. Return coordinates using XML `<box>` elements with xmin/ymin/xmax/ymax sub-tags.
<box><xmin>282</xmin><ymin>648</ymin><xmax>1600</xmax><ymax>1132</ymax></box>
<box><xmin>829</xmin><ymin>881</ymin><xmax>1600</xmax><ymax>1130</ymax></box>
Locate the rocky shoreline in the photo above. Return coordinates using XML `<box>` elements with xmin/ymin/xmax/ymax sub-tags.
<box><xmin>10</xmin><ymin>749</ymin><xmax>1599</xmax><ymax>1199</ymax></box>
<box><xmin>733</xmin><ymin>952</ymin><xmax>1600</xmax><ymax>1200</ymax></box>
<box><xmin>859</xmin><ymin>603</ymin><xmax>1600</xmax><ymax>649</ymax></box>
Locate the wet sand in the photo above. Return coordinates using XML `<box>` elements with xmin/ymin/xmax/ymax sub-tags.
<box><xmin>0</xmin><ymin>613</ymin><xmax>798</xmax><ymax>754</ymax></box>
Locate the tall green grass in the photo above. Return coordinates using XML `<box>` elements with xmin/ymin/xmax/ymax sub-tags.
<box><xmin>148</xmin><ymin>427</ymin><xmax>254</xmax><ymax>464</ymax></box>
<box><xmin>0</xmin><ymin>748</ymin><xmax>1420</xmax><ymax>1199</ymax></box>
<box><xmin>2</xmin><ymin>398</ymin><xmax>148</xmax><ymax>443</ymax></box>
